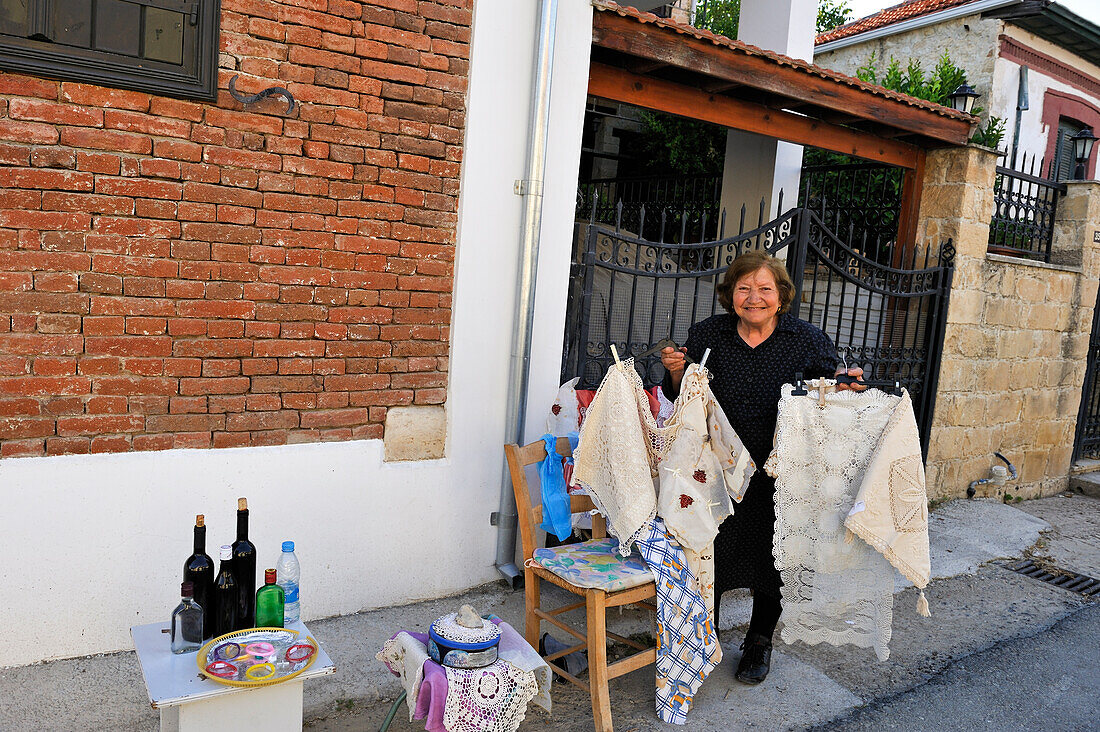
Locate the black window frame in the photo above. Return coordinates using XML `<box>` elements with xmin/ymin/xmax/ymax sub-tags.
<box><xmin>0</xmin><ymin>0</ymin><xmax>220</xmax><ymax>102</ymax></box>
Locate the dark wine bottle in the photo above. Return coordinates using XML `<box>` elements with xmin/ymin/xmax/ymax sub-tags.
<box><xmin>212</xmin><ymin>545</ymin><xmax>238</xmax><ymax>637</ymax></box>
<box><xmin>231</xmin><ymin>497</ymin><xmax>257</xmax><ymax>629</ymax></box>
<box><xmin>183</xmin><ymin>514</ymin><xmax>215</xmax><ymax>639</ymax></box>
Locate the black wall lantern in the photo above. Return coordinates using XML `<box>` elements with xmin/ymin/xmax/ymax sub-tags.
<box><xmin>1071</xmin><ymin>127</ymin><xmax>1097</xmax><ymax>180</ymax></box>
<box><xmin>948</xmin><ymin>83</ymin><xmax>981</xmax><ymax>115</ymax></box>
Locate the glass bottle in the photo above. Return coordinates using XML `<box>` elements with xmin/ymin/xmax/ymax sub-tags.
<box><xmin>183</xmin><ymin>514</ymin><xmax>215</xmax><ymax>639</ymax></box>
<box><xmin>231</xmin><ymin>497</ymin><xmax>257</xmax><ymax>629</ymax></box>
<box><xmin>170</xmin><ymin>581</ymin><xmax>203</xmax><ymax>654</ymax></box>
<box><xmin>212</xmin><ymin>544</ymin><xmax>238</xmax><ymax>637</ymax></box>
<box><xmin>255</xmin><ymin>568</ymin><xmax>285</xmax><ymax>628</ymax></box>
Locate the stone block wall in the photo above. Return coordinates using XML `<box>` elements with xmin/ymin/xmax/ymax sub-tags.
<box><xmin>0</xmin><ymin>0</ymin><xmax>470</xmax><ymax>458</ymax></box>
<box><xmin>919</xmin><ymin>146</ymin><xmax>1100</xmax><ymax>500</ymax></box>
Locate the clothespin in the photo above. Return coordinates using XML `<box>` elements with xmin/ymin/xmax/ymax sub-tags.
<box><xmin>792</xmin><ymin>372</ymin><xmax>807</xmax><ymax>396</ymax></box>
<box><xmin>610</xmin><ymin>344</ymin><xmax>622</xmax><ymax>371</ymax></box>
<box><xmin>699</xmin><ymin>348</ymin><xmax>711</xmax><ymax>370</ymax></box>
<box><xmin>809</xmin><ymin>377</ymin><xmax>831</xmax><ymax>407</ymax></box>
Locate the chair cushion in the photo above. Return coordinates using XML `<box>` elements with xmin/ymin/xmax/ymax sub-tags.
<box><xmin>532</xmin><ymin>538</ymin><xmax>653</xmax><ymax>592</ymax></box>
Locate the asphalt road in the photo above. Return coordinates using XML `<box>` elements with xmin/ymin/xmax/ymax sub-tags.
<box><xmin>816</xmin><ymin>602</ymin><xmax>1100</xmax><ymax>732</ymax></box>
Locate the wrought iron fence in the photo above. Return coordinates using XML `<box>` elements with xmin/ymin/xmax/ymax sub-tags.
<box><xmin>561</xmin><ymin>203</ymin><xmax>955</xmax><ymax>452</ymax></box>
<box><xmin>791</xmin><ymin>214</ymin><xmax>956</xmax><ymax>453</ymax></box>
<box><xmin>562</xmin><ymin>199</ymin><xmax>800</xmax><ymax>388</ymax></box>
<box><xmin>576</xmin><ymin>174</ymin><xmax>722</xmax><ymax>242</ymax></box>
<box><xmin>1074</xmin><ymin>286</ymin><xmax>1100</xmax><ymax>461</ymax></box>
<box><xmin>798</xmin><ymin>162</ymin><xmax>906</xmax><ymax>266</ymax></box>
<box><xmin>988</xmin><ymin>155</ymin><xmax>1065</xmax><ymax>263</ymax></box>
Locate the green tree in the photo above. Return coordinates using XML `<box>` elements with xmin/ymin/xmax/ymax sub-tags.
<box><xmin>817</xmin><ymin>0</ymin><xmax>852</xmax><ymax>33</ymax></box>
<box><xmin>855</xmin><ymin>49</ymin><xmax>1003</xmax><ymax>147</ymax></box>
<box><xmin>693</xmin><ymin>0</ymin><xmax>740</xmax><ymax>39</ymax></box>
<box><xmin>694</xmin><ymin>0</ymin><xmax>852</xmax><ymax>38</ymax></box>
<box><xmin>635</xmin><ymin>112</ymin><xmax>727</xmax><ymax>177</ymax></box>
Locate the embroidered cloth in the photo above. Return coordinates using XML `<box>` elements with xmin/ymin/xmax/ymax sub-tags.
<box><xmin>573</xmin><ymin>359</ymin><xmax>682</xmax><ymax>554</ymax></box>
<box><xmin>657</xmin><ymin>363</ymin><xmax>754</xmax><ymax>553</ymax></box>
<box><xmin>378</xmin><ymin>631</ymin><xmax>430</xmax><ymax>722</ymax></box>
<box><xmin>766</xmin><ymin>384</ymin><xmax>930</xmax><ymax>661</ymax></box>
<box><xmin>634</xmin><ymin>518</ymin><xmax>720</xmax><ymax>725</ymax></box>
<box><xmin>842</xmin><ymin>389</ymin><xmax>931</xmax><ymax>601</ymax></box>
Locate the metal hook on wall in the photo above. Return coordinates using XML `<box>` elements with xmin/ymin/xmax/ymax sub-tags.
<box><xmin>228</xmin><ymin>75</ymin><xmax>296</xmax><ymax>115</ymax></box>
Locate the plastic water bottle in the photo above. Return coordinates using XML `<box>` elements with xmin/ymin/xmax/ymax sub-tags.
<box><xmin>276</xmin><ymin>541</ymin><xmax>300</xmax><ymax>624</ymax></box>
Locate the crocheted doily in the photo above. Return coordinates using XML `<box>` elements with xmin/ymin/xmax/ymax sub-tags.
<box><xmin>442</xmin><ymin>660</ymin><xmax>539</xmax><ymax>732</ymax></box>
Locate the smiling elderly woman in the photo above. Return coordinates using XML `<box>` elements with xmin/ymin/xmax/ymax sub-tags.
<box><xmin>660</xmin><ymin>250</ymin><xmax>862</xmax><ymax>685</ymax></box>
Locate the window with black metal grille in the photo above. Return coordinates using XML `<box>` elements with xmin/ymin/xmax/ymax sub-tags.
<box><xmin>0</xmin><ymin>0</ymin><xmax>218</xmax><ymax>101</ymax></box>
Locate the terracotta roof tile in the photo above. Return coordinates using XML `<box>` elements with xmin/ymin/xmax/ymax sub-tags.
<box><xmin>816</xmin><ymin>0</ymin><xmax>980</xmax><ymax>45</ymax></box>
<box><xmin>593</xmin><ymin>1</ymin><xmax>974</xmax><ymax>122</ymax></box>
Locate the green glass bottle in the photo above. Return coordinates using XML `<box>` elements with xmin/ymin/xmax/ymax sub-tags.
<box><xmin>255</xmin><ymin>568</ymin><xmax>285</xmax><ymax>628</ymax></box>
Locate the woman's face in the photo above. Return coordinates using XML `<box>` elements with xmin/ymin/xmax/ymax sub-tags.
<box><xmin>732</xmin><ymin>267</ymin><xmax>780</xmax><ymax>327</ymax></box>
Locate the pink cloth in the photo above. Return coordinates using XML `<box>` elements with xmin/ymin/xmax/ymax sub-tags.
<box><xmin>408</xmin><ymin>631</ymin><xmax>449</xmax><ymax>732</ymax></box>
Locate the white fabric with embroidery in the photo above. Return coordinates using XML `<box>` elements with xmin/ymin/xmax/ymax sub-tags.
<box><xmin>573</xmin><ymin>358</ymin><xmax>683</xmax><ymax>554</ymax></box>
<box><xmin>574</xmin><ymin>360</ymin><xmax>756</xmax><ymax>556</ymax></box>
<box><xmin>376</xmin><ymin>632</ymin><xmax>430</xmax><ymax>721</ymax></box>
<box><xmin>657</xmin><ymin>363</ymin><xmax>755</xmax><ymax>552</ymax></box>
<box><xmin>442</xmin><ymin>660</ymin><xmax>539</xmax><ymax>732</ymax></box>
<box><xmin>842</xmin><ymin>389</ymin><xmax>931</xmax><ymax>607</ymax></box>
<box><xmin>767</xmin><ymin>384</ymin><xmax>926</xmax><ymax>661</ymax></box>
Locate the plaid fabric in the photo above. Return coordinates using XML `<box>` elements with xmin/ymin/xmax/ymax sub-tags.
<box><xmin>634</xmin><ymin>518</ymin><xmax>720</xmax><ymax>725</ymax></box>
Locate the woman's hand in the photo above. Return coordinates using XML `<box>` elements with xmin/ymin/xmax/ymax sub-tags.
<box><xmin>835</xmin><ymin>366</ymin><xmax>867</xmax><ymax>392</ymax></box>
<box><xmin>661</xmin><ymin>346</ymin><xmax>687</xmax><ymax>388</ymax></box>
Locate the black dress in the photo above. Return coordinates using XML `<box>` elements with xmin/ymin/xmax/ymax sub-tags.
<box><xmin>662</xmin><ymin>311</ymin><xmax>837</xmax><ymax>604</ymax></box>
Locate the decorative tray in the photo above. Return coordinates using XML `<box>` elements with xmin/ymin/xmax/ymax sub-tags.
<box><xmin>195</xmin><ymin>627</ymin><xmax>318</xmax><ymax>688</ymax></box>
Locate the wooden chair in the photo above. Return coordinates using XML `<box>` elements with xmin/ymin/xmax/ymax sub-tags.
<box><xmin>504</xmin><ymin>437</ymin><xmax>657</xmax><ymax>732</ymax></box>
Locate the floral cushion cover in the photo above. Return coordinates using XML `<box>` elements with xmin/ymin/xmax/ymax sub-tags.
<box><xmin>532</xmin><ymin>537</ymin><xmax>653</xmax><ymax>591</ymax></box>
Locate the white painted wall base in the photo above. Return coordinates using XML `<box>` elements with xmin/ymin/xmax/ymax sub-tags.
<box><xmin>0</xmin><ymin>0</ymin><xmax>593</xmax><ymax>668</ymax></box>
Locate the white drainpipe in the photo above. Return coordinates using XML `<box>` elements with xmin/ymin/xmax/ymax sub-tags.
<box><xmin>493</xmin><ymin>0</ymin><xmax>558</xmax><ymax>588</ymax></box>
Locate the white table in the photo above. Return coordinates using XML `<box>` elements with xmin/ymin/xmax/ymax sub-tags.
<box><xmin>131</xmin><ymin>620</ymin><xmax>335</xmax><ymax>732</ymax></box>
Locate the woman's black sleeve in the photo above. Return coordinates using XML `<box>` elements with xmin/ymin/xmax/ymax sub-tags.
<box><xmin>660</xmin><ymin>325</ymin><xmax>704</xmax><ymax>400</ymax></box>
<box><xmin>805</xmin><ymin>327</ymin><xmax>839</xmax><ymax>380</ymax></box>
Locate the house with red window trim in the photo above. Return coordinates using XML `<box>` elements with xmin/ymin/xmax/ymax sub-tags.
<box><xmin>816</xmin><ymin>0</ymin><xmax>1100</xmax><ymax>179</ymax></box>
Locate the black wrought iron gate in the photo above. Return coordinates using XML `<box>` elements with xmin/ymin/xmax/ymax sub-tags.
<box><xmin>561</xmin><ymin>206</ymin><xmax>955</xmax><ymax>451</ymax></box>
<box><xmin>1072</xmin><ymin>287</ymin><xmax>1100</xmax><ymax>461</ymax></box>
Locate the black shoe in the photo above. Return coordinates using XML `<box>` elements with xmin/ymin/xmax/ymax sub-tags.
<box><xmin>735</xmin><ymin>632</ymin><xmax>772</xmax><ymax>684</ymax></box>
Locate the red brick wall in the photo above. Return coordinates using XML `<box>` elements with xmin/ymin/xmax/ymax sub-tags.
<box><xmin>0</xmin><ymin>0</ymin><xmax>470</xmax><ymax>457</ymax></box>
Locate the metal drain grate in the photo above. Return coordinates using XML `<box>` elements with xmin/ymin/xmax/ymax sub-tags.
<box><xmin>999</xmin><ymin>559</ymin><xmax>1100</xmax><ymax>597</ymax></box>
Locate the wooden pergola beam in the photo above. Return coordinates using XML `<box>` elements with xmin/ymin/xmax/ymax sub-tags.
<box><xmin>592</xmin><ymin>11</ymin><xmax>974</xmax><ymax>147</ymax></box>
<box><xmin>589</xmin><ymin>63</ymin><xmax>922</xmax><ymax>169</ymax></box>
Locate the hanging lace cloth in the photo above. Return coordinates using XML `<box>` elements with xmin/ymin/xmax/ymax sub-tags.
<box><xmin>634</xmin><ymin>518</ymin><xmax>721</xmax><ymax>725</ymax></box>
<box><xmin>766</xmin><ymin>383</ymin><xmax>930</xmax><ymax>662</ymax></box>
<box><xmin>572</xmin><ymin>358</ymin><xmax>683</xmax><ymax>554</ymax></box>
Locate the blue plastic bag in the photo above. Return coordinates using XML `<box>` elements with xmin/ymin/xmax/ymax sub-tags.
<box><xmin>538</xmin><ymin>433</ymin><xmax>573</xmax><ymax>542</ymax></box>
